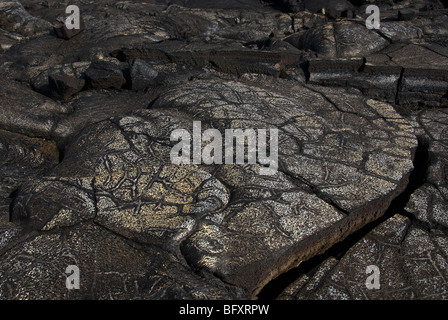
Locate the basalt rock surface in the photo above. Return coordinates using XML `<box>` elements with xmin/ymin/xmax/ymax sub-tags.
<box><xmin>277</xmin><ymin>110</ymin><xmax>448</xmax><ymax>300</ymax></box>
<box><xmin>0</xmin><ymin>0</ymin><xmax>447</xmax><ymax>300</ymax></box>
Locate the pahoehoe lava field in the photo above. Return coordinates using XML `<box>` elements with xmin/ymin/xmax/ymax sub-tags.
<box><xmin>1</xmin><ymin>0</ymin><xmax>448</xmax><ymax>300</ymax></box>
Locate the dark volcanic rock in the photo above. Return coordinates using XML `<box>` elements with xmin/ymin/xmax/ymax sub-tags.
<box><xmin>28</xmin><ymin>61</ymin><xmax>91</xmax><ymax>97</ymax></box>
<box><xmin>277</xmin><ymin>0</ymin><xmax>355</xmax><ymax>16</ymax></box>
<box><xmin>49</xmin><ymin>73</ymin><xmax>85</xmax><ymax>100</ymax></box>
<box><xmin>0</xmin><ymin>78</ymin><xmax>72</xmax><ymax>138</ymax></box>
<box><xmin>279</xmin><ymin>109</ymin><xmax>448</xmax><ymax>300</ymax></box>
<box><xmin>52</xmin><ymin>89</ymin><xmax>153</xmax><ymax>144</ymax></box>
<box><xmin>0</xmin><ymin>0</ymin><xmax>51</xmax><ymax>37</ymax></box>
<box><xmin>0</xmin><ymin>0</ymin><xmax>448</xmax><ymax>302</ymax></box>
<box><xmin>0</xmin><ymin>129</ymin><xmax>58</xmax><ymax>199</ymax></box>
<box><xmin>303</xmin><ymin>0</ymin><xmax>355</xmax><ymax>18</ymax></box>
<box><xmin>296</xmin><ymin>21</ymin><xmax>389</xmax><ymax>58</ymax></box>
<box><xmin>0</xmin><ymin>222</ymin><xmax>240</xmax><ymax>299</ymax></box>
<box><xmin>130</xmin><ymin>58</ymin><xmax>158</xmax><ymax>91</ymax></box>
<box><xmin>85</xmin><ymin>59</ymin><xmax>126</xmax><ymax>90</ymax></box>
<box><xmin>7</xmin><ymin>77</ymin><xmax>416</xmax><ymax>298</ymax></box>
<box><xmin>0</xmin><ymin>28</ymin><xmax>24</xmax><ymax>53</ymax></box>
<box><xmin>398</xmin><ymin>8</ymin><xmax>417</xmax><ymax>21</ymax></box>
<box><xmin>399</xmin><ymin>68</ymin><xmax>448</xmax><ymax>107</ymax></box>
